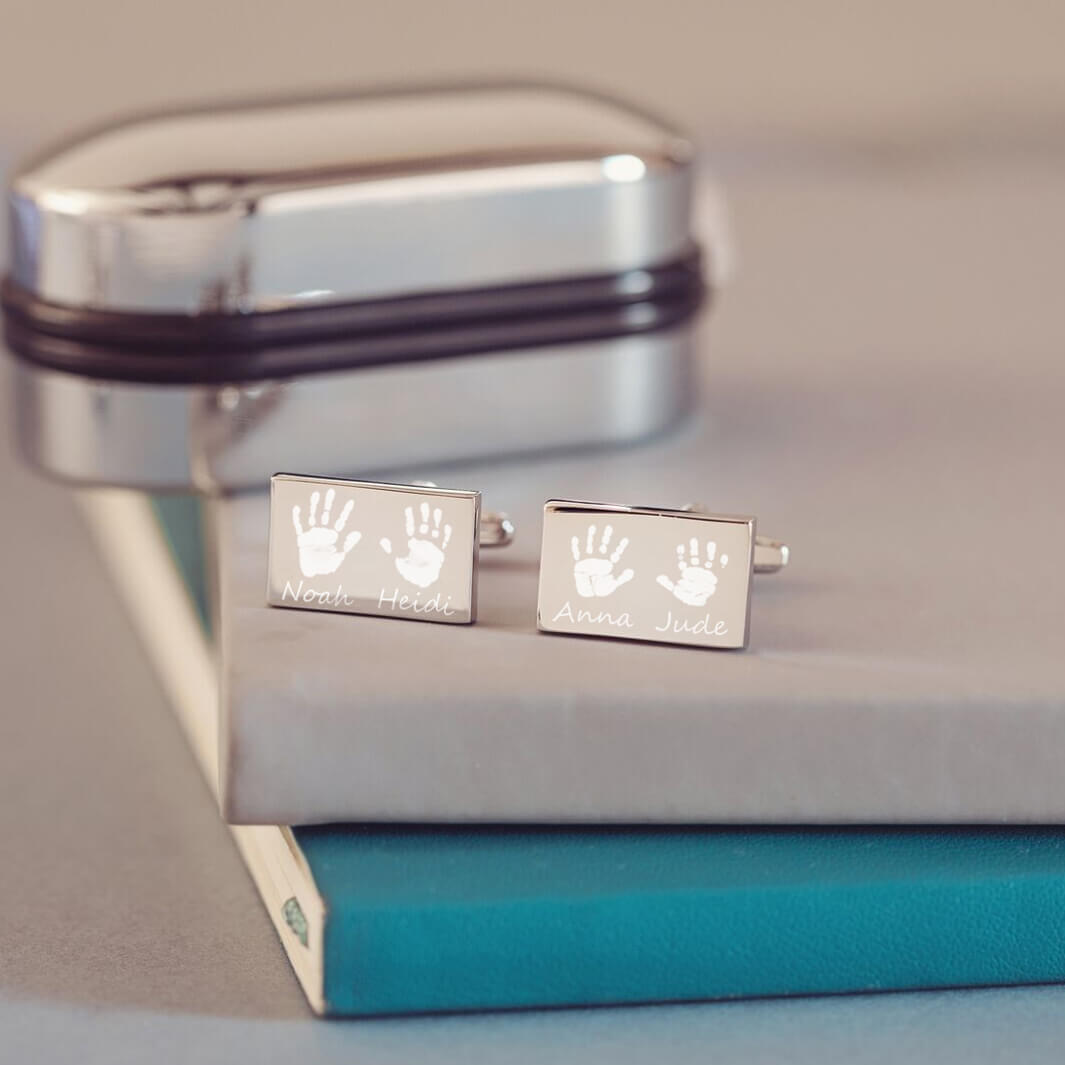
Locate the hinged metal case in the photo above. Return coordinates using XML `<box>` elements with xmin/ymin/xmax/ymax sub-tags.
<box><xmin>3</xmin><ymin>83</ymin><xmax>712</xmax><ymax>490</ymax></box>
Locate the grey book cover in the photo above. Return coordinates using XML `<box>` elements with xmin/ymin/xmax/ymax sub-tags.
<box><xmin>217</xmin><ymin>348</ymin><xmax>1064</xmax><ymax>823</ymax></box>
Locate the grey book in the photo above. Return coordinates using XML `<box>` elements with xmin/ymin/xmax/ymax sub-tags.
<box><xmin>214</xmin><ymin>333</ymin><xmax>1065</xmax><ymax>824</ymax></box>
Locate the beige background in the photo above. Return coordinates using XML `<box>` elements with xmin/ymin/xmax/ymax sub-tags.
<box><xmin>2</xmin><ymin>1</ymin><xmax>1065</xmax><ymax>148</ymax></box>
<box><xmin>2</xmin><ymin>3</ymin><xmax>1065</xmax><ymax>1060</ymax></box>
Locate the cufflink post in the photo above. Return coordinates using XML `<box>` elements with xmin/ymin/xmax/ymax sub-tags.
<box><xmin>480</xmin><ymin>513</ymin><xmax>516</xmax><ymax>548</ymax></box>
<box><xmin>753</xmin><ymin>538</ymin><xmax>789</xmax><ymax>574</ymax></box>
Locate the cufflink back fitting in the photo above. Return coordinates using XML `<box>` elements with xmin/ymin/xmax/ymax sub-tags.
<box><xmin>536</xmin><ymin>500</ymin><xmax>788</xmax><ymax>650</ymax></box>
<box><xmin>267</xmin><ymin>473</ymin><xmax>513</xmax><ymax>624</ymax></box>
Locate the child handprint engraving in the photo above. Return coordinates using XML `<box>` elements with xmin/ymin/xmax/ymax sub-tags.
<box><xmin>571</xmin><ymin>523</ymin><xmax>634</xmax><ymax>598</ymax></box>
<box><xmin>292</xmin><ymin>488</ymin><xmax>361</xmax><ymax>578</ymax></box>
<box><xmin>656</xmin><ymin>538</ymin><xmax>729</xmax><ymax>606</ymax></box>
<box><xmin>380</xmin><ymin>502</ymin><xmax>452</xmax><ymax>589</ymax></box>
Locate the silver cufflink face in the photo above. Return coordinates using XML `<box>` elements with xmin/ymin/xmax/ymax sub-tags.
<box><xmin>537</xmin><ymin>500</ymin><xmax>759</xmax><ymax>650</ymax></box>
<box><xmin>268</xmin><ymin>474</ymin><xmax>482</xmax><ymax>624</ymax></box>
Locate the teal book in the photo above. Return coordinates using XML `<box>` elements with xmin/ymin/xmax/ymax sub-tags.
<box><xmin>85</xmin><ymin>492</ymin><xmax>1065</xmax><ymax>1016</ymax></box>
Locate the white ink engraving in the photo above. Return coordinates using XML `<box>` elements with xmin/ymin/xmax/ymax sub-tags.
<box><xmin>654</xmin><ymin>610</ymin><xmax>729</xmax><ymax>637</ymax></box>
<box><xmin>656</xmin><ymin>538</ymin><xmax>729</xmax><ymax>607</ymax></box>
<box><xmin>282</xmin><ymin>580</ymin><xmax>356</xmax><ymax>608</ymax></box>
<box><xmin>379</xmin><ymin>502</ymin><xmax>453</xmax><ymax>589</ymax></box>
<box><xmin>570</xmin><ymin>523</ymin><xmax>634</xmax><ymax>598</ymax></box>
<box><xmin>551</xmin><ymin>601</ymin><xmax>634</xmax><ymax>629</ymax></box>
<box><xmin>292</xmin><ymin>488</ymin><xmax>362</xmax><ymax>578</ymax></box>
<box><xmin>378</xmin><ymin>587</ymin><xmax>458</xmax><ymax>617</ymax></box>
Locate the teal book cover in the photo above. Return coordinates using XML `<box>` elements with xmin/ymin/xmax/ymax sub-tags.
<box><xmin>301</xmin><ymin>823</ymin><xmax>1065</xmax><ymax>1015</ymax></box>
<box><xmin>151</xmin><ymin>497</ymin><xmax>1065</xmax><ymax>1016</ymax></box>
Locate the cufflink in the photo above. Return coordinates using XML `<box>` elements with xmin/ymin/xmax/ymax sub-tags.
<box><xmin>536</xmin><ymin>500</ymin><xmax>788</xmax><ymax>650</ymax></box>
<box><xmin>267</xmin><ymin>474</ymin><xmax>513</xmax><ymax>624</ymax></box>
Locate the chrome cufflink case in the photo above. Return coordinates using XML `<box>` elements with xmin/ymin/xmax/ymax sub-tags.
<box><xmin>3</xmin><ymin>83</ymin><xmax>717</xmax><ymax>490</ymax></box>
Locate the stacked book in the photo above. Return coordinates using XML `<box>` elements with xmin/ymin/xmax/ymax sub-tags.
<box><xmin>81</xmin><ymin>358</ymin><xmax>1065</xmax><ymax>1015</ymax></box>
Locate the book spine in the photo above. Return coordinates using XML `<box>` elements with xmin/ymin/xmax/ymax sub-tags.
<box><xmin>323</xmin><ymin>872</ymin><xmax>1065</xmax><ymax>1015</ymax></box>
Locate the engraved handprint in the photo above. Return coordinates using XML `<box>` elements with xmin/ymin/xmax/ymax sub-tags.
<box><xmin>656</xmin><ymin>538</ymin><xmax>729</xmax><ymax>606</ymax></box>
<box><xmin>292</xmin><ymin>488</ymin><xmax>361</xmax><ymax>577</ymax></box>
<box><xmin>571</xmin><ymin>523</ymin><xmax>634</xmax><ymax>598</ymax></box>
<box><xmin>379</xmin><ymin>502</ymin><xmax>452</xmax><ymax>589</ymax></box>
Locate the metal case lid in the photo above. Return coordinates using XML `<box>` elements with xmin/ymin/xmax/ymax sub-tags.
<box><xmin>8</xmin><ymin>84</ymin><xmax>695</xmax><ymax>316</ymax></box>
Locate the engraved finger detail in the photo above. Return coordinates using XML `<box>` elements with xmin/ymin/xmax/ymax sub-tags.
<box><xmin>335</xmin><ymin>499</ymin><xmax>354</xmax><ymax>532</ymax></box>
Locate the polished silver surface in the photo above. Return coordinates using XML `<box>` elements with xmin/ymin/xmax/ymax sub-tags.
<box><xmin>13</xmin><ymin>327</ymin><xmax>695</xmax><ymax>489</ymax></box>
<box><xmin>267</xmin><ymin>475</ymin><xmax>483</xmax><ymax>624</ymax></box>
<box><xmin>538</xmin><ymin>500</ymin><xmax>786</xmax><ymax>650</ymax></box>
<box><xmin>9</xmin><ymin>84</ymin><xmax>693</xmax><ymax>314</ymax></box>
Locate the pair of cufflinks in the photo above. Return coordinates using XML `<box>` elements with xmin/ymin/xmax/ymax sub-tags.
<box><xmin>267</xmin><ymin>474</ymin><xmax>788</xmax><ymax>651</ymax></box>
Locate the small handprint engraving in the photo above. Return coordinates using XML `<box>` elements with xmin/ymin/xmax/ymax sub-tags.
<box><xmin>571</xmin><ymin>524</ymin><xmax>634</xmax><ymax>598</ymax></box>
<box><xmin>380</xmin><ymin>502</ymin><xmax>453</xmax><ymax>589</ymax></box>
<box><xmin>656</xmin><ymin>538</ymin><xmax>729</xmax><ymax>606</ymax></box>
<box><xmin>292</xmin><ymin>488</ymin><xmax>361</xmax><ymax>577</ymax></box>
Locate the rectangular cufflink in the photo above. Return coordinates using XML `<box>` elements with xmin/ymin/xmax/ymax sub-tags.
<box><xmin>536</xmin><ymin>500</ymin><xmax>756</xmax><ymax>650</ymax></box>
<box><xmin>267</xmin><ymin>474</ymin><xmax>481</xmax><ymax>624</ymax></box>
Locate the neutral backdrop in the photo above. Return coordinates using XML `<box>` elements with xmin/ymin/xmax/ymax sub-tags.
<box><xmin>2</xmin><ymin>0</ymin><xmax>1065</xmax><ymax>147</ymax></box>
<box><xmin>2</xmin><ymin>3</ymin><xmax>1065</xmax><ymax>1061</ymax></box>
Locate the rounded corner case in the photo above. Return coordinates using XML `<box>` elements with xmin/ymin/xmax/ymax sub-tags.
<box><xmin>3</xmin><ymin>82</ymin><xmax>711</xmax><ymax>489</ymax></box>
